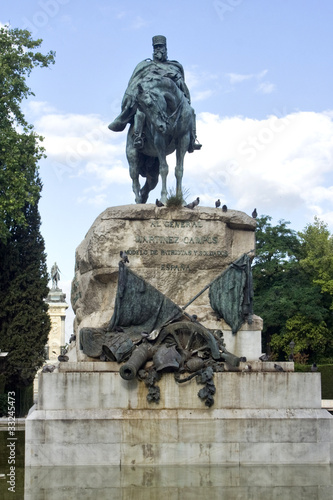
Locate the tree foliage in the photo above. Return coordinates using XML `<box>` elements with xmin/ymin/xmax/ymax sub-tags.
<box><xmin>299</xmin><ymin>217</ymin><xmax>333</xmax><ymax>308</ymax></box>
<box><xmin>253</xmin><ymin>215</ymin><xmax>333</xmax><ymax>361</ymax></box>
<box><xmin>0</xmin><ymin>192</ymin><xmax>50</xmax><ymax>386</ymax></box>
<box><xmin>0</xmin><ymin>25</ymin><xmax>55</xmax><ymax>243</ymax></box>
<box><xmin>0</xmin><ymin>26</ymin><xmax>53</xmax><ymax>389</ymax></box>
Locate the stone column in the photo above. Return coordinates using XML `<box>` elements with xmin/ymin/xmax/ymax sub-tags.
<box><xmin>45</xmin><ymin>289</ymin><xmax>68</xmax><ymax>360</ymax></box>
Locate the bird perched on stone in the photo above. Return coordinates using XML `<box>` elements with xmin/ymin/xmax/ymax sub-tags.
<box><xmin>120</xmin><ymin>250</ymin><xmax>129</xmax><ymax>264</ymax></box>
<box><xmin>215</xmin><ymin>199</ymin><xmax>221</xmax><ymax>208</ymax></box>
<box><xmin>222</xmin><ymin>204</ymin><xmax>227</xmax><ymax>212</ymax></box>
<box><xmin>252</xmin><ymin>208</ymin><xmax>257</xmax><ymax>218</ymax></box>
<box><xmin>58</xmin><ymin>354</ymin><xmax>69</xmax><ymax>362</ymax></box>
<box><xmin>311</xmin><ymin>363</ymin><xmax>318</xmax><ymax>372</ymax></box>
<box><xmin>69</xmin><ymin>334</ymin><xmax>76</xmax><ymax>343</ymax></box>
<box><xmin>244</xmin><ymin>364</ymin><xmax>252</xmax><ymax>371</ymax></box>
<box><xmin>274</xmin><ymin>363</ymin><xmax>284</xmax><ymax>372</ymax></box>
<box><xmin>42</xmin><ymin>364</ymin><xmax>56</xmax><ymax>373</ymax></box>
<box><xmin>259</xmin><ymin>353</ymin><xmax>270</xmax><ymax>362</ymax></box>
<box><xmin>185</xmin><ymin>197</ymin><xmax>200</xmax><ymax>209</ymax></box>
<box><xmin>156</xmin><ymin>199</ymin><xmax>164</xmax><ymax>207</ymax></box>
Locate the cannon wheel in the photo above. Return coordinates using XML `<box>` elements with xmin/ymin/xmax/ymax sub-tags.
<box><xmin>154</xmin><ymin>321</ymin><xmax>221</xmax><ymax>360</ymax></box>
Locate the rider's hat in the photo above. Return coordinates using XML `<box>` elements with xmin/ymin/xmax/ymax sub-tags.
<box><xmin>152</xmin><ymin>35</ymin><xmax>167</xmax><ymax>46</ymax></box>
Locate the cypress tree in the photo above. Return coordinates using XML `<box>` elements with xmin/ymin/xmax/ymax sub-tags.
<box><xmin>0</xmin><ymin>179</ymin><xmax>50</xmax><ymax>389</ymax></box>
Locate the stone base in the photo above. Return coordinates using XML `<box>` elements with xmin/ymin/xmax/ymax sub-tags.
<box><xmin>25</xmin><ymin>408</ymin><xmax>332</xmax><ymax>467</ymax></box>
<box><xmin>24</xmin><ymin>464</ymin><xmax>333</xmax><ymax>500</ymax></box>
<box><xmin>25</xmin><ymin>369</ymin><xmax>333</xmax><ymax>466</ymax></box>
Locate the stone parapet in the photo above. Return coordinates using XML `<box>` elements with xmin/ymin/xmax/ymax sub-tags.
<box><xmin>37</xmin><ymin>371</ymin><xmax>321</xmax><ymax>411</ymax></box>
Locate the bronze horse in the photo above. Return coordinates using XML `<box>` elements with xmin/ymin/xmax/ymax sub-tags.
<box><xmin>126</xmin><ymin>76</ymin><xmax>194</xmax><ymax>204</ymax></box>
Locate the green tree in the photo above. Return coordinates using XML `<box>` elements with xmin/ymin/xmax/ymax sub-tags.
<box><xmin>270</xmin><ymin>315</ymin><xmax>330</xmax><ymax>362</ymax></box>
<box><xmin>0</xmin><ymin>26</ymin><xmax>54</xmax><ymax>411</ymax></box>
<box><xmin>252</xmin><ymin>216</ymin><xmax>330</xmax><ymax>356</ymax></box>
<box><xmin>299</xmin><ymin>217</ymin><xmax>333</xmax><ymax>308</ymax></box>
<box><xmin>0</xmin><ymin>189</ymin><xmax>50</xmax><ymax>387</ymax></box>
<box><xmin>0</xmin><ymin>25</ymin><xmax>55</xmax><ymax>243</ymax></box>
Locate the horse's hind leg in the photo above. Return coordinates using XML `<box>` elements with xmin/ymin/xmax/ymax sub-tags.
<box><xmin>140</xmin><ymin>158</ymin><xmax>159</xmax><ymax>203</ymax></box>
<box><xmin>175</xmin><ymin>134</ymin><xmax>190</xmax><ymax>200</ymax></box>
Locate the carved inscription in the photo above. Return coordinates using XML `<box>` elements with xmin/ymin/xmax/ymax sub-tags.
<box><xmin>126</xmin><ymin>219</ymin><xmax>229</xmax><ymax>271</ymax></box>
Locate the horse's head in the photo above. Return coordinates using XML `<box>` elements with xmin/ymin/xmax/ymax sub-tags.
<box><xmin>137</xmin><ymin>82</ymin><xmax>168</xmax><ymax>134</ymax></box>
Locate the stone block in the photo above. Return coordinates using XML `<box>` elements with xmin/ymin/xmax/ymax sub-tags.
<box><xmin>24</xmin><ymin>464</ymin><xmax>333</xmax><ymax>499</ymax></box>
<box><xmin>71</xmin><ymin>205</ymin><xmax>257</xmax><ymax>360</ymax></box>
<box><xmin>37</xmin><ymin>371</ymin><xmax>323</xmax><ymax>411</ymax></box>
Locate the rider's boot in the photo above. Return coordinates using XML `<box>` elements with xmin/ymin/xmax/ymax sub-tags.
<box><xmin>133</xmin><ymin>134</ymin><xmax>144</xmax><ymax>149</ymax></box>
<box><xmin>133</xmin><ymin>110</ymin><xmax>145</xmax><ymax>149</ymax></box>
<box><xmin>188</xmin><ymin>135</ymin><xmax>202</xmax><ymax>153</ymax></box>
<box><xmin>188</xmin><ymin>110</ymin><xmax>202</xmax><ymax>153</ymax></box>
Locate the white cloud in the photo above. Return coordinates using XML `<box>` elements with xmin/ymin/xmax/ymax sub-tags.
<box><xmin>192</xmin><ymin>89</ymin><xmax>214</xmax><ymax>102</ymax></box>
<box><xmin>130</xmin><ymin>15</ymin><xmax>149</xmax><ymax>29</ymax></box>
<box><xmin>227</xmin><ymin>72</ymin><xmax>254</xmax><ymax>84</ymax></box>
<box><xmin>184</xmin><ymin>110</ymin><xmax>333</xmax><ymax>230</ymax></box>
<box><xmin>256</xmin><ymin>82</ymin><xmax>276</xmax><ymax>94</ymax></box>
<box><xmin>226</xmin><ymin>69</ymin><xmax>276</xmax><ymax>94</ymax></box>
<box><xmin>185</xmin><ymin>67</ymin><xmax>218</xmax><ymax>102</ymax></box>
<box><xmin>31</xmin><ymin>107</ymin><xmax>128</xmax><ymax>192</ymax></box>
<box><xmin>30</xmin><ymin>102</ymin><xmax>333</xmax><ymax>232</ymax></box>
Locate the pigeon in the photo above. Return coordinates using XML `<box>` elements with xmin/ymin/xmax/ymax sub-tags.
<box><xmin>222</xmin><ymin>205</ymin><xmax>227</xmax><ymax>212</ymax></box>
<box><xmin>259</xmin><ymin>353</ymin><xmax>270</xmax><ymax>362</ymax></box>
<box><xmin>274</xmin><ymin>363</ymin><xmax>284</xmax><ymax>372</ymax></box>
<box><xmin>252</xmin><ymin>208</ymin><xmax>257</xmax><ymax>218</ymax></box>
<box><xmin>42</xmin><ymin>364</ymin><xmax>56</xmax><ymax>373</ymax></box>
<box><xmin>185</xmin><ymin>197</ymin><xmax>200</xmax><ymax>209</ymax></box>
<box><xmin>120</xmin><ymin>250</ymin><xmax>129</xmax><ymax>264</ymax></box>
<box><xmin>69</xmin><ymin>334</ymin><xmax>76</xmax><ymax>343</ymax></box>
<box><xmin>156</xmin><ymin>199</ymin><xmax>164</xmax><ymax>207</ymax></box>
<box><xmin>244</xmin><ymin>364</ymin><xmax>252</xmax><ymax>371</ymax></box>
<box><xmin>215</xmin><ymin>199</ymin><xmax>221</xmax><ymax>208</ymax></box>
<box><xmin>311</xmin><ymin>363</ymin><xmax>318</xmax><ymax>372</ymax></box>
<box><xmin>58</xmin><ymin>354</ymin><xmax>69</xmax><ymax>362</ymax></box>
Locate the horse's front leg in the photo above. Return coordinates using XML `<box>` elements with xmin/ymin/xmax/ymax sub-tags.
<box><xmin>159</xmin><ymin>157</ymin><xmax>169</xmax><ymax>204</ymax></box>
<box><xmin>127</xmin><ymin>150</ymin><xmax>142</xmax><ymax>204</ymax></box>
<box><xmin>130</xmin><ymin>168</ymin><xmax>142</xmax><ymax>203</ymax></box>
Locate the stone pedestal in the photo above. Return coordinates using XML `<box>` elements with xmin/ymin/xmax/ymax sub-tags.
<box><xmin>71</xmin><ymin>204</ymin><xmax>259</xmax><ymax>360</ymax></box>
<box><xmin>25</xmin><ymin>365</ymin><xmax>333</xmax><ymax>466</ymax></box>
<box><xmin>25</xmin><ymin>204</ymin><xmax>333</xmax><ymax>468</ymax></box>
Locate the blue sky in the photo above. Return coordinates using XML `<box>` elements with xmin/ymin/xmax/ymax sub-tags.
<box><xmin>2</xmin><ymin>0</ymin><xmax>333</xmax><ymax>338</ymax></box>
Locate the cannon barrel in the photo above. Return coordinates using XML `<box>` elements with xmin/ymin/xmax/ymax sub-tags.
<box><xmin>220</xmin><ymin>347</ymin><xmax>241</xmax><ymax>367</ymax></box>
<box><xmin>119</xmin><ymin>343</ymin><xmax>150</xmax><ymax>380</ymax></box>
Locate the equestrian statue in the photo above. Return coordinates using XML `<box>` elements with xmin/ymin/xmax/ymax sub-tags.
<box><xmin>109</xmin><ymin>35</ymin><xmax>202</xmax><ymax>204</ymax></box>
